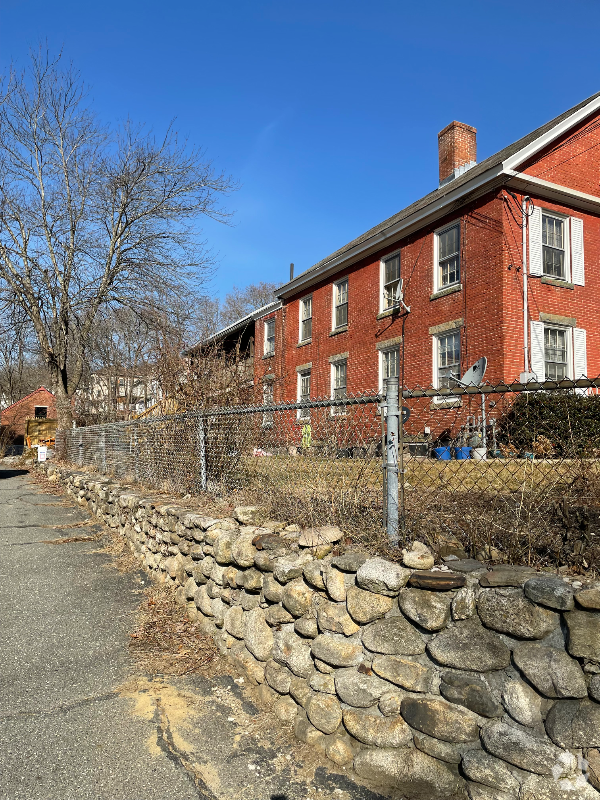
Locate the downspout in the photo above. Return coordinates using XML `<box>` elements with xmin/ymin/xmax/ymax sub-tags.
<box><xmin>522</xmin><ymin>196</ymin><xmax>529</xmax><ymax>378</ymax></box>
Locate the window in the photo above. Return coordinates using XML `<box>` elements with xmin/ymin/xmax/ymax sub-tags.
<box><xmin>331</xmin><ymin>360</ymin><xmax>347</xmax><ymax>414</ymax></box>
<box><xmin>264</xmin><ymin>318</ymin><xmax>275</xmax><ymax>356</ymax></box>
<box><xmin>298</xmin><ymin>369</ymin><xmax>311</xmax><ymax>419</ymax></box>
<box><xmin>34</xmin><ymin>406</ymin><xmax>48</xmax><ymax>419</ymax></box>
<box><xmin>300</xmin><ymin>296</ymin><xmax>312</xmax><ymax>342</ymax></box>
<box><xmin>544</xmin><ymin>327</ymin><xmax>569</xmax><ymax>380</ymax></box>
<box><xmin>542</xmin><ymin>213</ymin><xmax>566</xmax><ymax>279</ymax></box>
<box><xmin>382</xmin><ymin>348</ymin><xmax>399</xmax><ymax>380</ymax></box>
<box><xmin>333</xmin><ymin>279</ymin><xmax>348</xmax><ymax>328</ymax></box>
<box><xmin>437</xmin><ymin>224</ymin><xmax>460</xmax><ymax>289</ymax></box>
<box><xmin>382</xmin><ymin>254</ymin><xmax>400</xmax><ymax>310</ymax></box>
<box><xmin>436</xmin><ymin>331</ymin><xmax>461</xmax><ymax>388</ymax></box>
<box><xmin>262</xmin><ymin>382</ymin><xmax>274</xmax><ymax>427</ymax></box>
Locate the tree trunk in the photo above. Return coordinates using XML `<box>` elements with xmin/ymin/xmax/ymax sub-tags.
<box><xmin>52</xmin><ymin>376</ymin><xmax>74</xmax><ymax>430</ymax></box>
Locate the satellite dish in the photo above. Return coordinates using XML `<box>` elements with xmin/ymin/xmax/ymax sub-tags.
<box><xmin>460</xmin><ymin>357</ymin><xmax>487</xmax><ymax>387</ymax></box>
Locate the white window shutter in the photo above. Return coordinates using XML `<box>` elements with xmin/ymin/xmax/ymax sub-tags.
<box><xmin>528</xmin><ymin>207</ymin><xmax>543</xmax><ymax>276</ymax></box>
<box><xmin>530</xmin><ymin>320</ymin><xmax>545</xmax><ymax>380</ymax></box>
<box><xmin>571</xmin><ymin>217</ymin><xmax>585</xmax><ymax>286</ymax></box>
<box><xmin>573</xmin><ymin>327</ymin><xmax>587</xmax><ymax>379</ymax></box>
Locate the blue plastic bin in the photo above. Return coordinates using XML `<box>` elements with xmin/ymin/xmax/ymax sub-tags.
<box><xmin>455</xmin><ymin>446</ymin><xmax>472</xmax><ymax>460</ymax></box>
<box><xmin>433</xmin><ymin>446</ymin><xmax>452</xmax><ymax>460</ymax></box>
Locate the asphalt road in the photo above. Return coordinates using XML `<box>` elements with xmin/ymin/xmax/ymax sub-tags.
<box><xmin>0</xmin><ymin>469</ymin><xmax>386</xmax><ymax>800</ymax></box>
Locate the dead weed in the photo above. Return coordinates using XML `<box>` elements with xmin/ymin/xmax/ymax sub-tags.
<box><xmin>129</xmin><ymin>581</ymin><xmax>218</xmax><ymax>677</ymax></box>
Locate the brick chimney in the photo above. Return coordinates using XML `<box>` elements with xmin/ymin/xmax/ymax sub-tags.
<box><xmin>438</xmin><ymin>121</ymin><xmax>477</xmax><ymax>185</ymax></box>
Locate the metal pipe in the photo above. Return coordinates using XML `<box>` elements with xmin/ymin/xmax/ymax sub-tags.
<box><xmin>522</xmin><ymin>196</ymin><xmax>529</xmax><ymax>376</ymax></box>
<box><xmin>385</xmin><ymin>376</ymin><xmax>399</xmax><ymax>546</ymax></box>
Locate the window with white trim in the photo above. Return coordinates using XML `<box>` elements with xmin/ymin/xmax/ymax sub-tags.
<box><xmin>299</xmin><ymin>296</ymin><xmax>312</xmax><ymax>342</ymax></box>
<box><xmin>331</xmin><ymin>360</ymin><xmax>347</xmax><ymax>415</ymax></box>
<box><xmin>436</xmin><ymin>224</ymin><xmax>460</xmax><ymax>290</ymax></box>
<box><xmin>544</xmin><ymin>326</ymin><xmax>569</xmax><ymax>380</ymax></box>
<box><xmin>382</xmin><ymin>254</ymin><xmax>400</xmax><ymax>310</ymax></box>
<box><xmin>333</xmin><ymin>279</ymin><xmax>348</xmax><ymax>329</ymax></box>
<box><xmin>378</xmin><ymin>346</ymin><xmax>399</xmax><ymax>392</ymax></box>
<box><xmin>262</xmin><ymin>382</ymin><xmax>274</xmax><ymax>427</ymax></box>
<box><xmin>435</xmin><ymin>330</ymin><xmax>461</xmax><ymax>388</ymax></box>
<box><xmin>297</xmin><ymin>369</ymin><xmax>311</xmax><ymax>419</ymax></box>
<box><xmin>542</xmin><ymin>213</ymin><xmax>566</xmax><ymax>280</ymax></box>
<box><xmin>264</xmin><ymin>318</ymin><xmax>275</xmax><ymax>356</ymax></box>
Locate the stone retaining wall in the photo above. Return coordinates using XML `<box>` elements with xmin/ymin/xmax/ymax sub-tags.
<box><xmin>46</xmin><ymin>463</ymin><xmax>600</xmax><ymax>800</ymax></box>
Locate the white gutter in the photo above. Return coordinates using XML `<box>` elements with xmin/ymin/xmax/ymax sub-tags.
<box><xmin>522</xmin><ymin>197</ymin><xmax>529</xmax><ymax>378</ymax></box>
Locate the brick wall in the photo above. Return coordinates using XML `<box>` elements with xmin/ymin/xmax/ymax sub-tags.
<box><xmin>1</xmin><ymin>387</ymin><xmax>56</xmax><ymax>444</ymax></box>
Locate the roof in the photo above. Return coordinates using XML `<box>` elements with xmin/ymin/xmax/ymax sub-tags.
<box><xmin>183</xmin><ymin>300</ymin><xmax>282</xmax><ymax>355</ymax></box>
<box><xmin>277</xmin><ymin>90</ymin><xmax>600</xmax><ymax>297</ymax></box>
<box><xmin>1</xmin><ymin>386</ymin><xmax>54</xmax><ymax>414</ymax></box>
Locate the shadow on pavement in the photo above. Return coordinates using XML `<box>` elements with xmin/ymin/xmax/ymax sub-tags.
<box><xmin>0</xmin><ymin>469</ymin><xmax>29</xmax><ymax>479</ymax></box>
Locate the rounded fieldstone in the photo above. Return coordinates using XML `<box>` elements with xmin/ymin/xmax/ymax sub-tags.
<box><xmin>353</xmin><ymin>746</ymin><xmax>466</xmax><ymax>800</ymax></box>
<box><xmin>346</xmin><ymin>585</ymin><xmax>394</xmax><ymax>624</ymax></box>
<box><xmin>545</xmin><ymin>698</ymin><xmax>600</xmax><ymax>748</ymax></box>
<box><xmin>231</xmin><ymin>533</ymin><xmax>257</xmax><ymax>568</ymax></box>
<box><xmin>502</xmin><ymin>679</ymin><xmax>545</xmax><ymax>727</ymax></box>
<box><xmin>194</xmin><ymin>585</ymin><xmax>214</xmax><ymax>616</ymax></box>
<box><xmin>480</xmin><ymin>721</ymin><xmax>561</xmax><ymax>775</ymax></box>
<box><xmin>461</xmin><ymin>750</ymin><xmax>521</xmax><ymax>794</ymax></box>
<box><xmin>427</xmin><ymin>620</ymin><xmax>511</xmax><ymax>672</ymax></box>
<box><xmin>399</xmin><ymin>589</ymin><xmax>452</xmax><ymax>631</ymax></box>
<box><xmin>311</xmin><ymin>634</ymin><xmax>364</xmax><ymax>667</ymax></box>
<box><xmin>331</xmin><ymin>552</ymin><xmax>369</xmax><ymax>572</ymax></box>
<box><xmin>343</xmin><ymin>707</ymin><xmax>412</xmax><ymax>747</ymax></box>
<box><xmin>513</xmin><ymin>642</ymin><xmax>587</xmax><ymax>699</ymax></box>
<box><xmin>520</xmin><ymin>773</ymin><xmax>600</xmax><ymax>800</ymax></box>
<box><xmin>565</xmin><ymin>610</ymin><xmax>600</xmax><ymax>661</ymax></box>
<box><xmin>362</xmin><ymin>616</ymin><xmax>426</xmax><ymax>656</ymax></box>
<box><xmin>294</xmin><ymin>616</ymin><xmax>319</xmax><ymax>638</ymax></box>
<box><xmin>477</xmin><ymin>588</ymin><xmax>559</xmax><ymax>639</ymax></box>
<box><xmin>243</xmin><ymin>607</ymin><xmax>274</xmax><ymax>662</ymax></box>
<box><xmin>379</xmin><ymin>690</ymin><xmax>405</xmax><ymax>716</ymax></box>
<box><xmin>265</xmin><ymin>659</ymin><xmax>293</xmax><ymax>694</ymax></box>
<box><xmin>402</xmin><ymin>541</ymin><xmax>435</xmax><ymax>571</ymax></box>
<box><xmin>401</xmin><ymin>696</ymin><xmax>480</xmax><ymax>743</ymax></box>
<box><xmin>440</xmin><ymin>673</ymin><xmax>502</xmax><ymax>718</ymax></box>
<box><xmin>524</xmin><ymin>576</ymin><xmax>574</xmax><ymax>611</ymax></box>
<box><xmin>303</xmin><ymin>560</ymin><xmax>326</xmax><ymax>590</ymax></box>
<box><xmin>289</xmin><ymin>676</ymin><xmax>312</xmax><ymax>708</ymax></box>
<box><xmin>452</xmin><ymin>586</ymin><xmax>476</xmax><ymax>620</ymax></box>
<box><xmin>309</xmin><ymin>670</ymin><xmax>336</xmax><ymax>694</ymax></box>
<box><xmin>412</xmin><ymin>732</ymin><xmax>464</xmax><ymax>764</ymax></box>
<box><xmin>306</xmin><ymin>693</ymin><xmax>342</xmax><ymax>734</ymax></box>
<box><xmin>254</xmin><ymin>551</ymin><xmax>275</xmax><ymax>572</ymax></box>
<box><xmin>574</xmin><ymin>588</ymin><xmax>600</xmax><ymax>610</ymax></box>
<box><xmin>272</xmin><ymin>627</ymin><xmax>313</xmax><ymax>677</ymax></box>
<box><xmin>224</xmin><ymin>605</ymin><xmax>245</xmax><ymax>639</ymax></box>
<box><xmin>356</xmin><ymin>557</ymin><xmax>412</xmax><ymax>596</ymax></box>
<box><xmin>479</xmin><ymin>566</ymin><xmax>537</xmax><ymax>587</ymax></box>
<box><xmin>273</xmin><ymin>554</ymin><xmax>312</xmax><ymax>584</ymax></box>
<box><xmin>324</xmin><ymin>735</ymin><xmax>354</xmax><ymax>765</ymax></box>
<box><xmin>265</xmin><ymin>605</ymin><xmax>295</xmax><ymax>626</ymax></box>
<box><xmin>408</xmin><ymin>571</ymin><xmax>466</xmax><ymax>591</ymax></box>
<box><xmin>238</xmin><ymin>567</ymin><xmax>263</xmax><ymax>592</ymax></box>
<box><xmin>589</xmin><ymin>674</ymin><xmax>600</xmax><ymax>702</ymax></box>
<box><xmin>317</xmin><ymin>601</ymin><xmax>360</xmax><ymax>636</ymax></box>
<box><xmin>372</xmin><ymin>655</ymin><xmax>433</xmax><ymax>693</ymax></box>
<box><xmin>282</xmin><ymin>579</ymin><xmax>314</xmax><ymax>617</ymax></box>
<box><xmin>213</xmin><ymin>531</ymin><xmax>237</xmax><ymax>564</ymax></box>
<box><xmin>240</xmin><ymin>591</ymin><xmax>260</xmax><ymax>611</ymax></box>
<box><xmin>334</xmin><ymin>667</ymin><xmax>391</xmax><ymax>708</ymax></box>
<box><xmin>262</xmin><ymin>574</ymin><xmax>284</xmax><ymax>603</ymax></box>
<box><xmin>293</xmin><ymin>708</ymin><xmax>325</xmax><ymax>745</ymax></box>
<box><xmin>273</xmin><ymin>695</ymin><xmax>298</xmax><ymax>723</ymax></box>
<box><xmin>324</xmin><ymin>567</ymin><xmax>347</xmax><ymax>602</ymax></box>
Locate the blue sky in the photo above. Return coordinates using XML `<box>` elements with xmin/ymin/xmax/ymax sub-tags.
<box><xmin>1</xmin><ymin>0</ymin><xmax>599</xmax><ymax>301</ymax></box>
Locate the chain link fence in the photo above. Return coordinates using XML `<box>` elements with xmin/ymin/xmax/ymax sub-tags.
<box><xmin>56</xmin><ymin>378</ymin><xmax>600</xmax><ymax>571</ymax></box>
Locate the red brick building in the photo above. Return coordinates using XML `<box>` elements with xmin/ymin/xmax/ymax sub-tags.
<box><xmin>247</xmin><ymin>91</ymin><xmax>600</xmax><ymax>408</ymax></box>
<box><xmin>1</xmin><ymin>387</ymin><xmax>57</xmax><ymax>447</ymax></box>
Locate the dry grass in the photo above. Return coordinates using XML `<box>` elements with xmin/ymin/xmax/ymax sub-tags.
<box><xmin>129</xmin><ymin>582</ymin><xmax>219</xmax><ymax>676</ymax></box>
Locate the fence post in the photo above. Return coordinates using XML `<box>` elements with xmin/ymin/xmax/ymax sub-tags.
<box><xmin>198</xmin><ymin>416</ymin><xmax>207</xmax><ymax>491</ymax></box>
<box><xmin>385</xmin><ymin>376</ymin><xmax>399</xmax><ymax>546</ymax></box>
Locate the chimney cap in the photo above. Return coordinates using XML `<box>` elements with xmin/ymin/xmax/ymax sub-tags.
<box><xmin>438</xmin><ymin>120</ymin><xmax>477</xmax><ymax>139</ymax></box>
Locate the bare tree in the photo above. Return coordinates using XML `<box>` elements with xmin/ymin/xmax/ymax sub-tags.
<box><xmin>0</xmin><ymin>49</ymin><xmax>235</xmax><ymax>428</ymax></box>
<box><xmin>219</xmin><ymin>281</ymin><xmax>278</xmax><ymax>328</ymax></box>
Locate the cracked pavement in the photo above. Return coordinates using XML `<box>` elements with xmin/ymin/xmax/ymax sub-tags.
<box><xmin>0</xmin><ymin>468</ymin><xmax>386</xmax><ymax>800</ymax></box>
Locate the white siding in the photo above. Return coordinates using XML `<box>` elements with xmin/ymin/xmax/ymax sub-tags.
<box><xmin>530</xmin><ymin>320</ymin><xmax>545</xmax><ymax>380</ymax></box>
